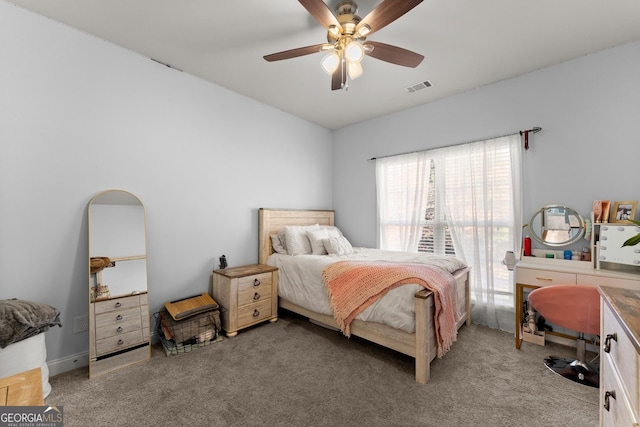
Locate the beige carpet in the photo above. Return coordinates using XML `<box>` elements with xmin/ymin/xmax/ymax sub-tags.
<box><xmin>46</xmin><ymin>311</ymin><xmax>598</xmax><ymax>426</ymax></box>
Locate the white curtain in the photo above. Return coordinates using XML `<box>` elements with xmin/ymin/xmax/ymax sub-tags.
<box><xmin>376</xmin><ymin>151</ymin><xmax>431</xmax><ymax>251</ymax></box>
<box><xmin>376</xmin><ymin>134</ymin><xmax>522</xmax><ymax>332</ymax></box>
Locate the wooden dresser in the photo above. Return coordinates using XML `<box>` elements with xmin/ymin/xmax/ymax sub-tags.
<box><xmin>212</xmin><ymin>264</ymin><xmax>278</xmax><ymax>337</ymax></box>
<box><xmin>515</xmin><ymin>256</ymin><xmax>640</xmax><ymax>349</ymax></box>
<box><xmin>89</xmin><ymin>293</ymin><xmax>150</xmax><ymax>377</ymax></box>
<box><xmin>599</xmin><ymin>286</ymin><xmax>640</xmax><ymax>426</ymax></box>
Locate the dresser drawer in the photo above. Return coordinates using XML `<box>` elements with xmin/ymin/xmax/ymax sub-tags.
<box><xmin>601</xmin><ymin>356</ymin><xmax>639</xmax><ymax>427</ymax></box>
<box><xmin>95</xmin><ymin>307</ymin><xmax>142</xmax><ymax>340</ymax></box>
<box><xmin>238</xmin><ymin>299</ymin><xmax>273</xmax><ymax>328</ymax></box>
<box><xmin>603</xmin><ymin>303</ymin><xmax>639</xmax><ymax>413</ymax></box>
<box><xmin>516</xmin><ymin>268</ymin><xmax>577</xmax><ymax>287</ymax></box>
<box><xmin>94</xmin><ymin>295</ymin><xmax>141</xmax><ymax>314</ymax></box>
<box><xmin>95</xmin><ymin>330</ymin><xmax>144</xmax><ymax>356</ymax></box>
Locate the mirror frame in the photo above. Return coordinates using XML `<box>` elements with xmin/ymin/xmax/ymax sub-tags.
<box><xmin>87</xmin><ymin>189</ymin><xmax>150</xmax><ymax>378</ymax></box>
<box><xmin>528</xmin><ymin>204</ymin><xmax>585</xmax><ymax>247</ymax></box>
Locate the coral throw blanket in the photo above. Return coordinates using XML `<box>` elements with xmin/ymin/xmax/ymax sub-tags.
<box><xmin>322</xmin><ymin>261</ymin><xmax>458</xmax><ymax>358</ymax></box>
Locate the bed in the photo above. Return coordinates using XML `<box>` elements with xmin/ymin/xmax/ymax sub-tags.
<box><xmin>258</xmin><ymin>208</ymin><xmax>471</xmax><ymax>384</ymax></box>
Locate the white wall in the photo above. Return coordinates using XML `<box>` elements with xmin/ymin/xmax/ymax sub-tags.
<box><xmin>333</xmin><ymin>41</ymin><xmax>640</xmax><ymax>248</ymax></box>
<box><xmin>0</xmin><ymin>2</ymin><xmax>333</xmax><ymax>367</ymax></box>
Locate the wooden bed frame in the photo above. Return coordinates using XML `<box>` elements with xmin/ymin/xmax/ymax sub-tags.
<box><xmin>258</xmin><ymin>208</ymin><xmax>471</xmax><ymax>384</ymax></box>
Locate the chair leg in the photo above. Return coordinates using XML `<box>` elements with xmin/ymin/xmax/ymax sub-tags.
<box><xmin>543</xmin><ymin>333</ymin><xmax>599</xmax><ymax>388</ymax></box>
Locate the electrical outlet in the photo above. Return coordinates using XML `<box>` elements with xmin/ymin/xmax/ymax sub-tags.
<box><xmin>73</xmin><ymin>315</ymin><xmax>88</xmax><ymax>333</ymax></box>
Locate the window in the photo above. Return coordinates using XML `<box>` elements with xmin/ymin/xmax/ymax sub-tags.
<box><xmin>376</xmin><ymin>134</ymin><xmax>522</xmax><ymax>331</ymax></box>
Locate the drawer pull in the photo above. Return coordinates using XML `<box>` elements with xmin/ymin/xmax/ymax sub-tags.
<box><xmin>117</xmin><ymin>339</ymin><xmax>124</xmax><ymax>346</ymax></box>
<box><xmin>115</xmin><ymin>302</ymin><xmax>122</xmax><ymax>308</ymax></box>
<box><xmin>253</xmin><ymin>292</ymin><xmax>261</xmax><ymax>301</ymax></box>
<box><xmin>116</xmin><ymin>326</ymin><xmax>123</xmax><ymax>333</ymax></box>
<box><xmin>252</xmin><ymin>309</ymin><xmax>260</xmax><ymax>318</ymax></box>
<box><xmin>535</xmin><ymin>277</ymin><xmax>553</xmax><ymax>281</ymax></box>
<box><xmin>253</xmin><ymin>278</ymin><xmax>261</xmax><ymax>287</ymax></box>
<box><xmin>116</xmin><ymin>314</ymin><xmax>123</xmax><ymax>321</ymax></box>
<box><xmin>604</xmin><ymin>333</ymin><xmax>617</xmax><ymax>353</ymax></box>
<box><xmin>603</xmin><ymin>390</ymin><xmax>616</xmax><ymax>412</ymax></box>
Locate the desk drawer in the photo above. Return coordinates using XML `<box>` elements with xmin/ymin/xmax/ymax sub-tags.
<box><xmin>578</xmin><ymin>274</ymin><xmax>639</xmax><ymax>289</ymax></box>
<box><xmin>516</xmin><ymin>268</ymin><xmax>576</xmax><ymax>287</ymax></box>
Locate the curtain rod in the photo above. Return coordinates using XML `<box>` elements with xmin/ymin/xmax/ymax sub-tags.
<box><xmin>366</xmin><ymin>126</ymin><xmax>541</xmax><ymax>161</ymax></box>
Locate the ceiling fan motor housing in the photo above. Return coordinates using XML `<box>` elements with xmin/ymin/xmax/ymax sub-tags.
<box><xmin>327</xmin><ymin>1</ymin><xmax>364</xmax><ymax>44</ymax></box>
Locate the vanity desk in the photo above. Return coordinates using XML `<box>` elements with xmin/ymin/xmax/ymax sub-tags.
<box><xmin>515</xmin><ymin>256</ymin><xmax>640</xmax><ymax>349</ymax></box>
<box><xmin>516</xmin><ymin>205</ymin><xmax>640</xmax><ymax>349</ymax></box>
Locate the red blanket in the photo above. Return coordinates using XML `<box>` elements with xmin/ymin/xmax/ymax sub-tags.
<box><xmin>322</xmin><ymin>261</ymin><xmax>458</xmax><ymax>358</ymax></box>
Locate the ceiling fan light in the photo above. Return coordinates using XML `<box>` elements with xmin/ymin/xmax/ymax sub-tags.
<box><xmin>321</xmin><ymin>52</ymin><xmax>340</xmax><ymax>75</ymax></box>
<box><xmin>347</xmin><ymin>61</ymin><xmax>363</xmax><ymax>80</ymax></box>
<box><xmin>356</xmin><ymin>24</ymin><xmax>371</xmax><ymax>38</ymax></box>
<box><xmin>345</xmin><ymin>41</ymin><xmax>364</xmax><ymax>62</ymax></box>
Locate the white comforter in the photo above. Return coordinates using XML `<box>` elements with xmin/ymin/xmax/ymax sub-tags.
<box><xmin>267</xmin><ymin>248</ymin><xmax>467</xmax><ymax>333</ymax></box>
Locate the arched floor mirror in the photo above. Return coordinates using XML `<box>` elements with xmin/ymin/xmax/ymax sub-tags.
<box><xmin>88</xmin><ymin>189</ymin><xmax>150</xmax><ymax>378</ymax></box>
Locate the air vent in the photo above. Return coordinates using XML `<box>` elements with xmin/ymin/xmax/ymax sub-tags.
<box><xmin>406</xmin><ymin>80</ymin><xmax>433</xmax><ymax>93</ymax></box>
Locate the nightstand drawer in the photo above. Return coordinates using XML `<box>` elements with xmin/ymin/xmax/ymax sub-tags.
<box><xmin>237</xmin><ymin>299</ymin><xmax>273</xmax><ymax>327</ymax></box>
<box><xmin>238</xmin><ymin>283</ymin><xmax>272</xmax><ymax>306</ymax></box>
<box><xmin>516</xmin><ymin>268</ymin><xmax>576</xmax><ymax>286</ymax></box>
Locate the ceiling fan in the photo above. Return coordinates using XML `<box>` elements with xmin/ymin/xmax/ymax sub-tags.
<box><xmin>263</xmin><ymin>0</ymin><xmax>424</xmax><ymax>91</ymax></box>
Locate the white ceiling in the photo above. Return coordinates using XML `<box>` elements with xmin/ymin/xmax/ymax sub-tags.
<box><xmin>8</xmin><ymin>0</ymin><xmax>640</xmax><ymax>130</ymax></box>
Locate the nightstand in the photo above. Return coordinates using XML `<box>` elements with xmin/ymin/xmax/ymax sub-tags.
<box><xmin>211</xmin><ymin>264</ymin><xmax>278</xmax><ymax>337</ymax></box>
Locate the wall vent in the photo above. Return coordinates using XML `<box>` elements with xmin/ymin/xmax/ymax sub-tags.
<box><xmin>406</xmin><ymin>80</ymin><xmax>433</xmax><ymax>93</ymax></box>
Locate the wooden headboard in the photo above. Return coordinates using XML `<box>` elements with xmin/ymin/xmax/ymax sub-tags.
<box><xmin>258</xmin><ymin>208</ymin><xmax>335</xmax><ymax>264</ymax></box>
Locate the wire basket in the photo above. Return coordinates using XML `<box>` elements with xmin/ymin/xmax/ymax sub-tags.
<box><xmin>155</xmin><ymin>309</ymin><xmax>222</xmax><ymax>356</ymax></box>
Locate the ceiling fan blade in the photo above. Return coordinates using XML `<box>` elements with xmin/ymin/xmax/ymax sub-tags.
<box><xmin>263</xmin><ymin>44</ymin><xmax>327</xmax><ymax>62</ymax></box>
<box><xmin>364</xmin><ymin>41</ymin><xmax>424</xmax><ymax>68</ymax></box>
<box><xmin>299</xmin><ymin>0</ymin><xmax>342</xmax><ymax>31</ymax></box>
<box><xmin>356</xmin><ymin>0</ymin><xmax>423</xmax><ymax>36</ymax></box>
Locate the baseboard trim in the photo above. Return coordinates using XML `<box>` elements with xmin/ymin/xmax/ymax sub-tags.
<box><xmin>47</xmin><ymin>351</ymin><xmax>89</xmax><ymax>377</ymax></box>
<box><xmin>47</xmin><ymin>332</ymin><xmax>158</xmax><ymax>377</ymax></box>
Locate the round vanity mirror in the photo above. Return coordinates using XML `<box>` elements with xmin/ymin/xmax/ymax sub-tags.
<box><xmin>528</xmin><ymin>205</ymin><xmax>585</xmax><ymax>247</ymax></box>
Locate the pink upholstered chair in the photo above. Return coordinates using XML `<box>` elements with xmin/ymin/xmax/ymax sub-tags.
<box><xmin>527</xmin><ymin>285</ymin><xmax>600</xmax><ymax>388</ymax></box>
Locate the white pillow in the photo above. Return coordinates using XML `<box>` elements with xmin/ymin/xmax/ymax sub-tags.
<box><xmin>323</xmin><ymin>236</ymin><xmax>354</xmax><ymax>256</ymax></box>
<box><xmin>270</xmin><ymin>234</ymin><xmax>287</xmax><ymax>254</ymax></box>
<box><xmin>283</xmin><ymin>224</ymin><xmax>319</xmax><ymax>255</ymax></box>
<box><xmin>307</xmin><ymin>228</ymin><xmax>329</xmax><ymax>255</ymax></box>
<box><xmin>321</xmin><ymin>226</ymin><xmax>344</xmax><ymax>238</ymax></box>
<box><xmin>308</xmin><ymin>226</ymin><xmax>345</xmax><ymax>255</ymax></box>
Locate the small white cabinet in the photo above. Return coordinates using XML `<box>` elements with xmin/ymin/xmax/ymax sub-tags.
<box><xmin>599</xmin><ymin>286</ymin><xmax>640</xmax><ymax>426</ymax></box>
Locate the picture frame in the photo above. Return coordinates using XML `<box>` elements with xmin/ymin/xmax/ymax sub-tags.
<box><xmin>611</xmin><ymin>201</ymin><xmax>638</xmax><ymax>223</ymax></box>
